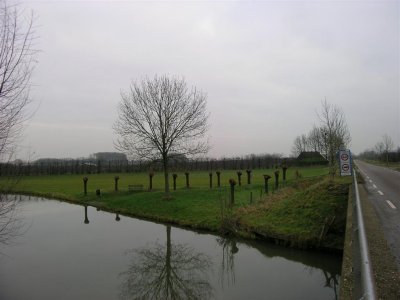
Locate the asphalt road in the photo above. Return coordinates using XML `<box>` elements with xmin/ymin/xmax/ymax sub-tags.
<box><xmin>355</xmin><ymin>160</ymin><xmax>400</xmax><ymax>269</ymax></box>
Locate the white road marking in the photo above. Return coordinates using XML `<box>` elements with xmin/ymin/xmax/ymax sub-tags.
<box><xmin>373</xmin><ymin>184</ymin><xmax>377</xmax><ymax>189</ymax></box>
<box><xmin>378</xmin><ymin>191</ymin><xmax>384</xmax><ymax>196</ymax></box>
<box><xmin>369</xmin><ymin>179</ymin><xmax>373</xmax><ymax>183</ymax></box>
<box><xmin>386</xmin><ymin>200</ymin><xmax>397</xmax><ymax>209</ymax></box>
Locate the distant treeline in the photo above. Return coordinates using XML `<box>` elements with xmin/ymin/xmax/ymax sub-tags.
<box><xmin>356</xmin><ymin>148</ymin><xmax>400</xmax><ymax>162</ymax></box>
<box><xmin>0</xmin><ymin>154</ymin><xmax>306</xmax><ymax>176</ymax></box>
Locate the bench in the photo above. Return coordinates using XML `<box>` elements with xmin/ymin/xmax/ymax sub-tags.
<box><xmin>128</xmin><ymin>184</ymin><xmax>144</xmax><ymax>192</ymax></box>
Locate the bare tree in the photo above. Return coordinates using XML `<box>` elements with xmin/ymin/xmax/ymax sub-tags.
<box><xmin>374</xmin><ymin>141</ymin><xmax>385</xmax><ymax>161</ymax></box>
<box><xmin>381</xmin><ymin>134</ymin><xmax>394</xmax><ymax>166</ymax></box>
<box><xmin>0</xmin><ymin>1</ymin><xmax>36</xmax><ymax>245</ymax></box>
<box><xmin>291</xmin><ymin>136</ymin><xmax>301</xmax><ymax>157</ymax></box>
<box><xmin>301</xmin><ymin>134</ymin><xmax>308</xmax><ymax>151</ymax></box>
<box><xmin>291</xmin><ymin>135</ymin><xmax>307</xmax><ymax>157</ymax></box>
<box><xmin>307</xmin><ymin>126</ymin><xmax>324</xmax><ymax>153</ymax></box>
<box><xmin>0</xmin><ymin>194</ymin><xmax>24</xmax><ymax>245</ymax></box>
<box><xmin>0</xmin><ymin>1</ymin><xmax>36</xmax><ymax>159</ymax></box>
<box><xmin>317</xmin><ymin>100</ymin><xmax>351</xmax><ymax>170</ymax></box>
<box><xmin>114</xmin><ymin>75</ymin><xmax>209</xmax><ymax>196</ymax></box>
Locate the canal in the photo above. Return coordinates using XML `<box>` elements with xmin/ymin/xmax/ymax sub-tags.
<box><xmin>0</xmin><ymin>196</ymin><xmax>341</xmax><ymax>299</ymax></box>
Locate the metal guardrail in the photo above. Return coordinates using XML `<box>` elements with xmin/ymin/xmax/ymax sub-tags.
<box><xmin>353</xmin><ymin>171</ymin><xmax>376</xmax><ymax>300</ymax></box>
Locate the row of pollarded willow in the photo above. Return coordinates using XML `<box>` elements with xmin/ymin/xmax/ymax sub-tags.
<box><xmin>79</xmin><ymin>166</ymin><xmax>290</xmax><ymax>196</ymax></box>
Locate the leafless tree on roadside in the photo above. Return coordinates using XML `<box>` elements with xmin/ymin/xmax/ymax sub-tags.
<box><xmin>381</xmin><ymin>134</ymin><xmax>394</xmax><ymax>166</ymax></box>
<box><xmin>291</xmin><ymin>101</ymin><xmax>350</xmax><ymax>172</ymax></box>
<box><xmin>374</xmin><ymin>141</ymin><xmax>385</xmax><ymax>160</ymax></box>
<box><xmin>317</xmin><ymin>100</ymin><xmax>351</xmax><ymax>172</ymax></box>
<box><xmin>0</xmin><ymin>0</ymin><xmax>37</xmax><ymax>245</ymax></box>
<box><xmin>114</xmin><ymin>75</ymin><xmax>209</xmax><ymax>197</ymax></box>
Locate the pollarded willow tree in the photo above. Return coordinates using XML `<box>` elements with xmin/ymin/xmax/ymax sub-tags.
<box><xmin>114</xmin><ymin>75</ymin><xmax>209</xmax><ymax>197</ymax></box>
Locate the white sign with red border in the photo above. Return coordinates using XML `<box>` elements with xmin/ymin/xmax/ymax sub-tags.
<box><xmin>339</xmin><ymin>149</ymin><xmax>352</xmax><ymax>176</ymax></box>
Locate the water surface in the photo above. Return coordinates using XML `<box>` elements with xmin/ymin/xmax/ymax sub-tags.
<box><xmin>0</xmin><ymin>196</ymin><xmax>341</xmax><ymax>299</ymax></box>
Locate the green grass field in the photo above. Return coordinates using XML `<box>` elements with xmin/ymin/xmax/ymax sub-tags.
<box><xmin>1</xmin><ymin>166</ymin><xmax>351</xmax><ymax>250</ymax></box>
<box><xmin>9</xmin><ymin>166</ymin><xmax>328</xmax><ymax>197</ymax></box>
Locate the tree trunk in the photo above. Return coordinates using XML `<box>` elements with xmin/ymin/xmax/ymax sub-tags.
<box><xmin>163</xmin><ymin>155</ymin><xmax>170</xmax><ymax>197</ymax></box>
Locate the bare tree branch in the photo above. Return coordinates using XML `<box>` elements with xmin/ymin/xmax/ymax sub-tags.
<box><xmin>0</xmin><ymin>0</ymin><xmax>37</xmax><ymax>245</ymax></box>
<box><xmin>317</xmin><ymin>99</ymin><xmax>351</xmax><ymax>169</ymax></box>
<box><xmin>381</xmin><ymin>134</ymin><xmax>394</xmax><ymax>166</ymax></box>
<box><xmin>0</xmin><ymin>1</ymin><xmax>37</xmax><ymax>159</ymax></box>
<box><xmin>291</xmin><ymin>100</ymin><xmax>351</xmax><ymax>174</ymax></box>
<box><xmin>114</xmin><ymin>75</ymin><xmax>209</xmax><ymax>196</ymax></box>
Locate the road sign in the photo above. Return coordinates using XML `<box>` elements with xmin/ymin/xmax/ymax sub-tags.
<box><xmin>339</xmin><ymin>149</ymin><xmax>352</xmax><ymax>176</ymax></box>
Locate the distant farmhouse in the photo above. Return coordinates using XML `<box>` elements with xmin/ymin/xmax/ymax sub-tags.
<box><xmin>90</xmin><ymin>152</ymin><xmax>128</xmax><ymax>162</ymax></box>
<box><xmin>296</xmin><ymin>151</ymin><xmax>328</xmax><ymax>166</ymax></box>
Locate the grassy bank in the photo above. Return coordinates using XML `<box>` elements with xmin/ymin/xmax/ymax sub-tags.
<box><xmin>1</xmin><ymin>166</ymin><xmax>350</xmax><ymax>250</ymax></box>
<box><xmin>238</xmin><ymin>177</ymin><xmax>350</xmax><ymax>250</ymax></box>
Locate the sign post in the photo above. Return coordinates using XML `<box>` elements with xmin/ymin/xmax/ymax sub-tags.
<box><xmin>339</xmin><ymin>149</ymin><xmax>352</xmax><ymax>176</ymax></box>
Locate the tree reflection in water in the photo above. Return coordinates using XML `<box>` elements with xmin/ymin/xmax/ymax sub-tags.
<box><xmin>322</xmin><ymin>270</ymin><xmax>339</xmax><ymax>300</ymax></box>
<box><xmin>0</xmin><ymin>194</ymin><xmax>24</xmax><ymax>246</ymax></box>
<box><xmin>83</xmin><ymin>205</ymin><xmax>89</xmax><ymax>224</ymax></box>
<box><xmin>304</xmin><ymin>266</ymin><xmax>339</xmax><ymax>300</ymax></box>
<box><xmin>217</xmin><ymin>237</ymin><xmax>238</xmax><ymax>288</ymax></box>
<box><xmin>119</xmin><ymin>225</ymin><xmax>213</xmax><ymax>300</ymax></box>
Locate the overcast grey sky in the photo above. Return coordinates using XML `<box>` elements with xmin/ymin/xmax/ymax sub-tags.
<box><xmin>19</xmin><ymin>0</ymin><xmax>399</xmax><ymax>159</ymax></box>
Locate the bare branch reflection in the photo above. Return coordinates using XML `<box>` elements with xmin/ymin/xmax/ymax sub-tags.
<box><xmin>322</xmin><ymin>270</ymin><xmax>339</xmax><ymax>300</ymax></box>
<box><xmin>216</xmin><ymin>237</ymin><xmax>238</xmax><ymax>288</ymax></box>
<box><xmin>0</xmin><ymin>194</ymin><xmax>23</xmax><ymax>246</ymax></box>
<box><xmin>119</xmin><ymin>225</ymin><xmax>213</xmax><ymax>300</ymax></box>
